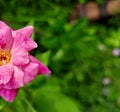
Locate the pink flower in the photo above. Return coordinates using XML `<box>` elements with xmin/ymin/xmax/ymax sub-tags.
<box><xmin>0</xmin><ymin>21</ymin><xmax>51</xmax><ymax>102</ymax></box>
<box><xmin>112</xmin><ymin>48</ymin><xmax>120</xmax><ymax>56</ymax></box>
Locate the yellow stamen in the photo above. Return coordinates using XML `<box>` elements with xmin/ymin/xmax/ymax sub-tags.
<box><xmin>0</xmin><ymin>50</ymin><xmax>11</xmax><ymax>66</ymax></box>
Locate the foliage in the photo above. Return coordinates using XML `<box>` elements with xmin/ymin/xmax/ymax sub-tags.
<box><xmin>0</xmin><ymin>0</ymin><xmax>120</xmax><ymax>112</ymax></box>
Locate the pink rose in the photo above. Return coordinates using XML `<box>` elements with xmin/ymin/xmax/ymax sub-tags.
<box><xmin>0</xmin><ymin>21</ymin><xmax>51</xmax><ymax>102</ymax></box>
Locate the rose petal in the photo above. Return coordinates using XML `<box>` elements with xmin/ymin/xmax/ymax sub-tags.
<box><xmin>0</xmin><ymin>88</ymin><xmax>18</xmax><ymax>102</ymax></box>
<box><xmin>21</xmin><ymin>38</ymin><xmax>37</xmax><ymax>51</ymax></box>
<box><xmin>29</xmin><ymin>55</ymin><xmax>51</xmax><ymax>75</ymax></box>
<box><xmin>23</xmin><ymin>62</ymin><xmax>39</xmax><ymax>84</ymax></box>
<box><xmin>0</xmin><ymin>27</ymin><xmax>13</xmax><ymax>50</ymax></box>
<box><xmin>5</xmin><ymin>66</ymin><xmax>24</xmax><ymax>89</ymax></box>
<box><xmin>0</xmin><ymin>21</ymin><xmax>9</xmax><ymax>29</ymax></box>
<box><xmin>15</xmin><ymin>26</ymin><xmax>33</xmax><ymax>37</ymax></box>
<box><xmin>11</xmin><ymin>48</ymin><xmax>29</xmax><ymax>66</ymax></box>
<box><xmin>12</xmin><ymin>31</ymin><xmax>37</xmax><ymax>51</ymax></box>
<box><xmin>0</xmin><ymin>64</ymin><xmax>13</xmax><ymax>85</ymax></box>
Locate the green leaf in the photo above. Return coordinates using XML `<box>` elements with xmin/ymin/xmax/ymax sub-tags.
<box><xmin>27</xmin><ymin>20</ymin><xmax>35</xmax><ymax>40</ymax></box>
<box><xmin>32</xmin><ymin>79</ymin><xmax>81</xmax><ymax>112</ymax></box>
<box><xmin>36</xmin><ymin>51</ymin><xmax>51</xmax><ymax>65</ymax></box>
<box><xmin>79</xmin><ymin>0</ymin><xmax>86</xmax><ymax>4</ymax></box>
<box><xmin>0</xmin><ymin>99</ymin><xmax>8</xmax><ymax>111</ymax></box>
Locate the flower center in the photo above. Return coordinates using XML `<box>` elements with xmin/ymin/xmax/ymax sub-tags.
<box><xmin>0</xmin><ymin>50</ymin><xmax>11</xmax><ymax>66</ymax></box>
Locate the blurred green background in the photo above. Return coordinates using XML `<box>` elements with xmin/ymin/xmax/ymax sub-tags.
<box><xmin>0</xmin><ymin>0</ymin><xmax>120</xmax><ymax>112</ymax></box>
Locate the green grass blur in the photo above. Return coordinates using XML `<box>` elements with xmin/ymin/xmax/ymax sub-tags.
<box><xmin>0</xmin><ymin>0</ymin><xmax>120</xmax><ymax>112</ymax></box>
